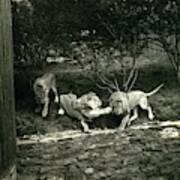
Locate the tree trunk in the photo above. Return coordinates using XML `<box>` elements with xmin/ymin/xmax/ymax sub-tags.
<box><xmin>176</xmin><ymin>47</ymin><xmax>180</xmax><ymax>82</ymax></box>
<box><xmin>176</xmin><ymin>58</ymin><xmax>180</xmax><ymax>82</ymax></box>
<box><xmin>178</xmin><ymin>67</ymin><xmax>180</xmax><ymax>83</ymax></box>
<box><xmin>0</xmin><ymin>0</ymin><xmax>16</xmax><ymax>179</ymax></box>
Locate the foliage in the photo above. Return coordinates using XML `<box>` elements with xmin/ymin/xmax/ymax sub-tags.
<box><xmin>12</xmin><ymin>0</ymin><xmax>149</xmax><ymax>67</ymax></box>
<box><xmin>68</xmin><ymin>40</ymin><xmax>139</xmax><ymax>91</ymax></box>
<box><xmin>12</xmin><ymin>0</ymin><xmax>47</xmax><ymax>66</ymax></box>
<box><xmin>12</xmin><ymin>0</ymin><xmax>180</xmax><ymax>82</ymax></box>
<box><xmin>12</xmin><ymin>0</ymin><xmax>82</xmax><ymax>66</ymax></box>
<box><xmin>147</xmin><ymin>1</ymin><xmax>180</xmax><ymax>79</ymax></box>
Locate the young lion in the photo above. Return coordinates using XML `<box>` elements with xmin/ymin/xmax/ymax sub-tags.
<box><xmin>75</xmin><ymin>92</ymin><xmax>102</xmax><ymax>110</ymax></box>
<box><xmin>74</xmin><ymin>92</ymin><xmax>112</xmax><ymax>119</ymax></box>
<box><xmin>109</xmin><ymin>84</ymin><xmax>163</xmax><ymax>129</ymax></box>
<box><xmin>58</xmin><ymin>92</ymin><xmax>112</xmax><ymax>132</ymax></box>
<box><xmin>58</xmin><ymin>93</ymin><xmax>90</xmax><ymax>132</ymax></box>
<box><xmin>33</xmin><ymin>73</ymin><xmax>59</xmax><ymax>118</ymax></box>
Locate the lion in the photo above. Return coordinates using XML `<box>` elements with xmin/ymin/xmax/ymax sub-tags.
<box><xmin>109</xmin><ymin>84</ymin><xmax>164</xmax><ymax>130</ymax></box>
<box><xmin>74</xmin><ymin>92</ymin><xmax>112</xmax><ymax>119</ymax></box>
<box><xmin>73</xmin><ymin>92</ymin><xmax>102</xmax><ymax>111</ymax></box>
<box><xmin>58</xmin><ymin>92</ymin><xmax>112</xmax><ymax>132</ymax></box>
<box><xmin>33</xmin><ymin>73</ymin><xmax>59</xmax><ymax>118</ymax></box>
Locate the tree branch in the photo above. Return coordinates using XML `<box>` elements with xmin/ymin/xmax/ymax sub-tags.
<box><xmin>128</xmin><ymin>69</ymin><xmax>138</xmax><ymax>92</ymax></box>
<box><xmin>97</xmin><ymin>13</ymin><xmax>118</xmax><ymax>40</ymax></box>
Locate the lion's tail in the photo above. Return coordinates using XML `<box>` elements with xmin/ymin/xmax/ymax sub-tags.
<box><xmin>146</xmin><ymin>84</ymin><xmax>164</xmax><ymax>96</ymax></box>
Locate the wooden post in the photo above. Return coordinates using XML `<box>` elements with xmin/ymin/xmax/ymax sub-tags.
<box><xmin>0</xmin><ymin>0</ymin><xmax>16</xmax><ymax>179</ymax></box>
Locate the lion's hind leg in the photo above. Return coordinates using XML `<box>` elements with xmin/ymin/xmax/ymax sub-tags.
<box><xmin>139</xmin><ymin>97</ymin><xmax>154</xmax><ymax>120</ymax></box>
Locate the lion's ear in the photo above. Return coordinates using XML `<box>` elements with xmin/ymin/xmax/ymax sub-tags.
<box><xmin>88</xmin><ymin>92</ymin><xmax>96</xmax><ymax>96</ymax></box>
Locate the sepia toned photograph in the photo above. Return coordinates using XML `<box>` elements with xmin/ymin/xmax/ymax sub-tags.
<box><xmin>0</xmin><ymin>0</ymin><xmax>180</xmax><ymax>179</ymax></box>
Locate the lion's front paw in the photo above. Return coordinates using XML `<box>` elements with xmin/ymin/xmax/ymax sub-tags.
<box><xmin>58</xmin><ymin>108</ymin><xmax>65</xmax><ymax>115</ymax></box>
<box><xmin>127</xmin><ymin>121</ymin><xmax>132</xmax><ymax>126</ymax></box>
<box><xmin>81</xmin><ymin>121</ymin><xmax>90</xmax><ymax>133</ymax></box>
<box><xmin>54</xmin><ymin>96</ymin><xmax>59</xmax><ymax>103</ymax></box>
<box><xmin>149</xmin><ymin>113</ymin><xmax>154</xmax><ymax>120</ymax></box>
<box><xmin>118</xmin><ymin>126</ymin><xmax>125</xmax><ymax>131</ymax></box>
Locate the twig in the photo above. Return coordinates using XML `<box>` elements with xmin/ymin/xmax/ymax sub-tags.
<box><xmin>113</xmin><ymin>77</ymin><xmax>120</xmax><ymax>91</ymax></box>
<box><xmin>96</xmin><ymin>83</ymin><xmax>113</xmax><ymax>94</ymax></box>
<box><xmin>124</xmin><ymin>66</ymin><xmax>136</xmax><ymax>91</ymax></box>
<box><xmin>97</xmin><ymin>73</ymin><xmax>120</xmax><ymax>91</ymax></box>
<box><xmin>97</xmin><ymin>14</ymin><xmax>117</xmax><ymax>40</ymax></box>
<box><xmin>123</xmin><ymin>57</ymin><xmax>137</xmax><ymax>91</ymax></box>
<box><xmin>128</xmin><ymin>69</ymin><xmax>138</xmax><ymax>91</ymax></box>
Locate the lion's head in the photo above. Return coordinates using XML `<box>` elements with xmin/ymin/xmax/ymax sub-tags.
<box><xmin>75</xmin><ymin>92</ymin><xmax>102</xmax><ymax>110</ymax></box>
<box><xmin>109</xmin><ymin>91</ymin><xmax>129</xmax><ymax>115</ymax></box>
<box><xmin>34</xmin><ymin>84</ymin><xmax>46</xmax><ymax>104</ymax></box>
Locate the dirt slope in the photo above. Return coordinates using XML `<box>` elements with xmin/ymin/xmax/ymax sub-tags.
<box><xmin>17</xmin><ymin>126</ymin><xmax>180</xmax><ymax>180</ymax></box>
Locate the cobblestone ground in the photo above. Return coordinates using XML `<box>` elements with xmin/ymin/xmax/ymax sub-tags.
<box><xmin>17</xmin><ymin>127</ymin><xmax>180</xmax><ymax>180</ymax></box>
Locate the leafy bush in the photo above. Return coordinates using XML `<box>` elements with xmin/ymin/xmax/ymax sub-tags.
<box><xmin>12</xmin><ymin>0</ymin><xmax>149</xmax><ymax>67</ymax></box>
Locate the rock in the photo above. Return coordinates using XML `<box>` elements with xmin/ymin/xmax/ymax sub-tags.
<box><xmin>84</xmin><ymin>167</ymin><xmax>94</xmax><ymax>175</ymax></box>
<box><xmin>77</xmin><ymin>152</ymin><xmax>90</xmax><ymax>160</ymax></box>
<box><xmin>92</xmin><ymin>152</ymin><xmax>99</xmax><ymax>158</ymax></box>
<box><xmin>97</xmin><ymin>171</ymin><xmax>106</xmax><ymax>178</ymax></box>
<box><xmin>47</xmin><ymin>176</ymin><xmax>63</xmax><ymax>180</ymax></box>
<box><xmin>63</xmin><ymin>159</ymin><xmax>72</xmax><ymax>166</ymax></box>
<box><xmin>159</xmin><ymin>127</ymin><xmax>179</xmax><ymax>139</ymax></box>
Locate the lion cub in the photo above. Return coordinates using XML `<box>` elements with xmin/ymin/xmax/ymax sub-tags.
<box><xmin>58</xmin><ymin>92</ymin><xmax>112</xmax><ymax>132</ymax></box>
<box><xmin>109</xmin><ymin>84</ymin><xmax>163</xmax><ymax>129</ymax></box>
